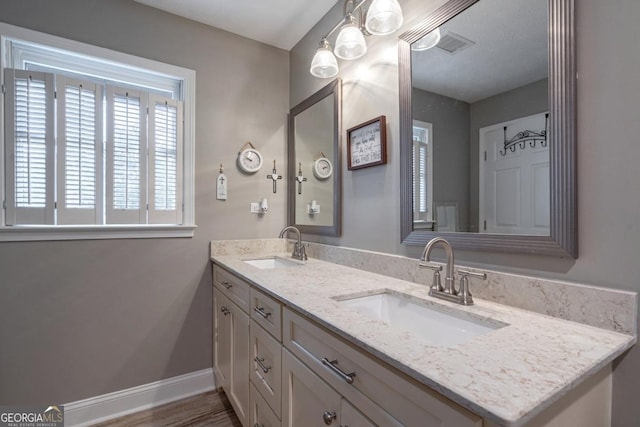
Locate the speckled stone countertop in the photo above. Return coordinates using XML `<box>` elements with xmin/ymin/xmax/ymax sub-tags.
<box><xmin>210</xmin><ymin>241</ymin><xmax>636</xmax><ymax>427</ymax></box>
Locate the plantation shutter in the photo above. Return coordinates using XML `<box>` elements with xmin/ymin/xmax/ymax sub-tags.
<box><xmin>4</xmin><ymin>69</ymin><xmax>55</xmax><ymax>225</ymax></box>
<box><xmin>105</xmin><ymin>87</ymin><xmax>147</xmax><ymax>224</ymax></box>
<box><xmin>413</xmin><ymin>140</ymin><xmax>428</xmax><ymax>217</ymax></box>
<box><xmin>412</xmin><ymin>122</ymin><xmax>432</xmax><ymax>222</ymax></box>
<box><xmin>56</xmin><ymin>76</ymin><xmax>104</xmax><ymax>224</ymax></box>
<box><xmin>418</xmin><ymin>143</ymin><xmax>427</xmax><ymax>214</ymax></box>
<box><xmin>148</xmin><ymin>94</ymin><xmax>183</xmax><ymax>224</ymax></box>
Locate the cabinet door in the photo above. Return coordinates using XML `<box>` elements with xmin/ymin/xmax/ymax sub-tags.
<box><xmin>213</xmin><ymin>289</ymin><xmax>231</xmax><ymax>390</ymax></box>
<box><xmin>229</xmin><ymin>301</ymin><xmax>250</xmax><ymax>427</ymax></box>
<box><xmin>282</xmin><ymin>349</ymin><xmax>341</xmax><ymax>427</ymax></box>
<box><xmin>341</xmin><ymin>399</ymin><xmax>376</xmax><ymax>427</ymax></box>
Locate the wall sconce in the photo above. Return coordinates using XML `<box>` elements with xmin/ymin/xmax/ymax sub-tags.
<box><xmin>310</xmin><ymin>0</ymin><xmax>403</xmax><ymax>78</ymax></box>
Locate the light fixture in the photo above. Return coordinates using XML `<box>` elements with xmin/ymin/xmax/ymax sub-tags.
<box><xmin>412</xmin><ymin>27</ymin><xmax>441</xmax><ymax>51</ymax></box>
<box><xmin>365</xmin><ymin>0</ymin><xmax>403</xmax><ymax>35</ymax></box>
<box><xmin>334</xmin><ymin>14</ymin><xmax>367</xmax><ymax>60</ymax></box>
<box><xmin>310</xmin><ymin>0</ymin><xmax>404</xmax><ymax>78</ymax></box>
<box><xmin>310</xmin><ymin>38</ymin><xmax>339</xmax><ymax>78</ymax></box>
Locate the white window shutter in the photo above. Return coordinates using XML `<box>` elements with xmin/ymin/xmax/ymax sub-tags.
<box><xmin>419</xmin><ymin>143</ymin><xmax>427</xmax><ymax>213</ymax></box>
<box><xmin>413</xmin><ymin>122</ymin><xmax>433</xmax><ymax>222</ymax></box>
<box><xmin>148</xmin><ymin>94</ymin><xmax>183</xmax><ymax>224</ymax></box>
<box><xmin>4</xmin><ymin>69</ymin><xmax>55</xmax><ymax>225</ymax></box>
<box><xmin>56</xmin><ymin>76</ymin><xmax>104</xmax><ymax>225</ymax></box>
<box><xmin>105</xmin><ymin>87</ymin><xmax>147</xmax><ymax>224</ymax></box>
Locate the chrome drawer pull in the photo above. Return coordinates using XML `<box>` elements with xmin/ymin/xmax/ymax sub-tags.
<box><xmin>254</xmin><ymin>356</ymin><xmax>271</xmax><ymax>373</ymax></box>
<box><xmin>321</xmin><ymin>358</ymin><xmax>355</xmax><ymax>384</ymax></box>
<box><xmin>253</xmin><ymin>306</ymin><xmax>271</xmax><ymax>319</ymax></box>
<box><xmin>220</xmin><ymin>306</ymin><xmax>230</xmax><ymax>316</ymax></box>
<box><xmin>221</xmin><ymin>281</ymin><xmax>233</xmax><ymax>289</ymax></box>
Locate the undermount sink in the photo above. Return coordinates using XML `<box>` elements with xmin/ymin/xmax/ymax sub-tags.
<box><xmin>243</xmin><ymin>256</ymin><xmax>302</xmax><ymax>270</ymax></box>
<box><xmin>335</xmin><ymin>291</ymin><xmax>506</xmax><ymax>347</ymax></box>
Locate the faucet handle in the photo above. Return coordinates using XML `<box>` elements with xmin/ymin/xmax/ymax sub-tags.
<box><xmin>458</xmin><ymin>269</ymin><xmax>487</xmax><ymax>280</ymax></box>
<box><xmin>292</xmin><ymin>241</ymin><xmax>308</xmax><ymax>261</ymax></box>
<box><xmin>298</xmin><ymin>242</ymin><xmax>308</xmax><ymax>261</ymax></box>
<box><xmin>419</xmin><ymin>263</ymin><xmax>443</xmax><ymax>292</ymax></box>
<box><xmin>457</xmin><ymin>269</ymin><xmax>487</xmax><ymax>306</ymax></box>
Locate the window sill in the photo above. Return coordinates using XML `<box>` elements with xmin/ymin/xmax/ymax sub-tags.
<box><xmin>0</xmin><ymin>224</ymin><xmax>197</xmax><ymax>242</ymax></box>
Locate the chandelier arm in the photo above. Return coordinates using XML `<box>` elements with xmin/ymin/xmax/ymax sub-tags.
<box><xmin>322</xmin><ymin>0</ymin><xmax>369</xmax><ymax>40</ymax></box>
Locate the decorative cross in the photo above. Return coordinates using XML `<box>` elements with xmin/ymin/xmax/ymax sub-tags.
<box><xmin>267</xmin><ymin>160</ymin><xmax>282</xmax><ymax>194</ymax></box>
<box><xmin>296</xmin><ymin>162</ymin><xmax>307</xmax><ymax>195</ymax></box>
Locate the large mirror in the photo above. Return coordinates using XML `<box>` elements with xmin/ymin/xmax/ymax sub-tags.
<box><xmin>288</xmin><ymin>79</ymin><xmax>342</xmax><ymax>236</ymax></box>
<box><xmin>399</xmin><ymin>0</ymin><xmax>576</xmax><ymax>257</ymax></box>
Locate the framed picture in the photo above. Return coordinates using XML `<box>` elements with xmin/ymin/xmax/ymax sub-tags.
<box><xmin>347</xmin><ymin>115</ymin><xmax>387</xmax><ymax>170</ymax></box>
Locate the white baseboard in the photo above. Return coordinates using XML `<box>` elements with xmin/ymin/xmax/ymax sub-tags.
<box><xmin>63</xmin><ymin>368</ymin><xmax>215</xmax><ymax>426</ymax></box>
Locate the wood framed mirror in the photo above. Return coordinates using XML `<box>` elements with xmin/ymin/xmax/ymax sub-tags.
<box><xmin>399</xmin><ymin>0</ymin><xmax>576</xmax><ymax>257</ymax></box>
<box><xmin>287</xmin><ymin>79</ymin><xmax>342</xmax><ymax>236</ymax></box>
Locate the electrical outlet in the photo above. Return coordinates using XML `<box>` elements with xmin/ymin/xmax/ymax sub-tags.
<box><xmin>250</xmin><ymin>202</ymin><xmax>260</xmax><ymax>214</ymax></box>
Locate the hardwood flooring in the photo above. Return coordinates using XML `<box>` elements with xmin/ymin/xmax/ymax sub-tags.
<box><xmin>91</xmin><ymin>390</ymin><xmax>242</xmax><ymax>427</ymax></box>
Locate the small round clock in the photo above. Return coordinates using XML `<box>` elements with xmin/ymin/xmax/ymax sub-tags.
<box><xmin>313</xmin><ymin>157</ymin><xmax>333</xmax><ymax>180</ymax></box>
<box><xmin>237</xmin><ymin>147</ymin><xmax>263</xmax><ymax>173</ymax></box>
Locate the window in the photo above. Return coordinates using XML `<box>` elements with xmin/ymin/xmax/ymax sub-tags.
<box><xmin>412</xmin><ymin>120</ymin><xmax>433</xmax><ymax>223</ymax></box>
<box><xmin>0</xmin><ymin>23</ymin><xmax>195</xmax><ymax>241</ymax></box>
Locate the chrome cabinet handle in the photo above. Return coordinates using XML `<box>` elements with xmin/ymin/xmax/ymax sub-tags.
<box><xmin>321</xmin><ymin>358</ymin><xmax>355</xmax><ymax>384</ymax></box>
<box><xmin>254</xmin><ymin>356</ymin><xmax>271</xmax><ymax>373</ymax></box>
<box><xmin>221</xmin><ymin>281</ymin><xmax>233</xmax><ymax>289</ymax></box>
<box><xmin>220</xmin><ymin>306</ymin><xmax>230</xmax><ymax>316</ymax></box>
<box><xmin>322</xmin><ymin>411</ymin><xmax>337</xmax><ymax>425</ymax></box>
<box><xmin>253</xmin><ymin>306</ymin><xmax>271</xmax><ymax>319</ymax></box>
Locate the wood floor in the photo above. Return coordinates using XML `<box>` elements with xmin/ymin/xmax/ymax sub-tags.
<box><xmin>91</xmin><ymin>390</ymin><xmax>242</xmax><ymax>427</ymax></box>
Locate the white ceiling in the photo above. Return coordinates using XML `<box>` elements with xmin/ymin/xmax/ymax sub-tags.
<box><xmin>133</xmin><ymin>0</ymin><xmax>339</xmax><ymax>50</ymax></box>
<box><xmin>411</xmin><ymin>0</ymin><xmax>548</xmax><ymax>103</ymax></box>
<box><xmin>134</xmin><ymin>0</ymin><xmax>547</xmax><ymax>103</ymax></box>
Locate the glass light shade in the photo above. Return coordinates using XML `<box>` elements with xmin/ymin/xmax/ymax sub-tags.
<box><xmin>365</xmin><ymin>0</ymin><xmax>403</xmax><ymax>35</ymax></box>
<box><xmin>334</xmin><ymin>23</ymin><xmax>367</xmax><ymax>60</ymax></box>
<box><xmin>412</xmin><ymin>28</ymin><xmax>441</xmax><ymax>51</ymax></box>
<box><xmin>310</xmin><ymin>42</ymin><xmax>339</xmax><ymax>78</ymax></box>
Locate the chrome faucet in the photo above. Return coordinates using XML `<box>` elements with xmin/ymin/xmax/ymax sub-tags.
<box><xmin>421</xmin><ymin>237</ymin><xmax>456</xmax><ymax>294</ymax></box>
<box><xmin>278</xmin><ymin>226</ymin><xmax>307</xmax><ymax>261</ymax></box>
<box><xmin>420</xmin><ymin>237</ymin><xmax>486</xmax><ymax>306</ymax></box>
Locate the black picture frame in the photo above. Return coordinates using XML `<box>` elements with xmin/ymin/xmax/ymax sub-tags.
<box><xmin>347</xmin><ymin>115</ymin><xmax>387</xmax><ymax>170</ymax></box>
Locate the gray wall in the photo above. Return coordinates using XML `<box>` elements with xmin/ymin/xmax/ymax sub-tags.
<box><xmin>413</xmin><ymin>88</ymin><xmax>470</xmax><ymax>231</ymax></box>
<box><xmin>290</xmin><ymin>0</ymin><xmax>640</xmax><ymax>425</ymax></box>
<box><xmin>469</xmin><ymin>78</ymin><xmax>549</xmax><ymax>231</ymax></box>
<box><xmin>0</xmin><ymin>0</ymin><xmax>289</xmax><ymax>404</ymax></box>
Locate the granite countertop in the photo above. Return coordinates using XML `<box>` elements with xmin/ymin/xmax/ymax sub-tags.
<box><xmin>211</xmin><ymin>249</ymin><xmax>635</xmax><ymax>426</ymax></box>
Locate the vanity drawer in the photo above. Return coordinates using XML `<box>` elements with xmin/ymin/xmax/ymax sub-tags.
<box><xmin>250</xmin><ymin>382</ymin><xmax>281</xmax><ymax>427</ymax></box>
<box><xmin>250</xmin><ymin>287</ymin><xmax>282</xmax><ymax>341</ymax></box>
<box><xmin>213</xmin><ymin>265</ymin><xmax>250</xmax><ymax>313</ymax></box>
<box><xmin>250</xmin><ymin>320</ymin><xmax>282</xmax><ymax>419</ymax></box>
<box><xmin>283</xmin><ymin>308</ymin><xmax>481</xmax><ymax>427</ymax></box>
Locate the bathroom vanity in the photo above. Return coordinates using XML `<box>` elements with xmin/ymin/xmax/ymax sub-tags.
<box><xmin>211</xmin><ymin>239</ymin><xmax>636</xmax><ymax>427</ymax></box>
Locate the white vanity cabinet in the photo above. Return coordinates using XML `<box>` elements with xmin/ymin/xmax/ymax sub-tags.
<box><xmin>213</xmin><ymin>267</ymin><xmax>251</xmax><ymax>426</ymax></box>
<box><xmin>213</xmin><ymin>264</ymin><xmax>481</xmax><ymax>427</ymax></box>
<box><xmin>282</xmin><ymin>348</ymin><xmax>375</xmax><ymax>427</ymax></box>
<box><xmin>250</xmin><ymin>382</ymin><xmax>281</xmax><ymax>427</ymax></box>
<box><xmin>283</xmin><ymin>308</ymin><xmax>481</xmax><ymax>427</ymax></box>
<box><xmin>249</xmin><ymin>287</ymin><xmax>283</xmax><ymax>424</ymax></box>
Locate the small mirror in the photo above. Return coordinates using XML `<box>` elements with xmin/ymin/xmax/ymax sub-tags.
<box><xmin>288</xmin><ymin>79</ymin><xmax>342</xmax><ymax>236</ymax></box>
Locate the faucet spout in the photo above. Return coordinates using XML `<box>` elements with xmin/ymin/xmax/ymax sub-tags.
<box><xmin>278</xmin><ymin>226</ymin><xmax>307</xmax><ymax>261</ymax></box>
<box><xmin>421</xmin><ymin>237</ymin><xmax>455</xmax><ymax>294</ymax></box>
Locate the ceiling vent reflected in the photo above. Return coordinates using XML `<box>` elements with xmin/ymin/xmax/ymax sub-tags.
<box><xmin>436</xmin><ymin>31</ymin><xmax>475</xmax><ymax>55</ymax></box>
